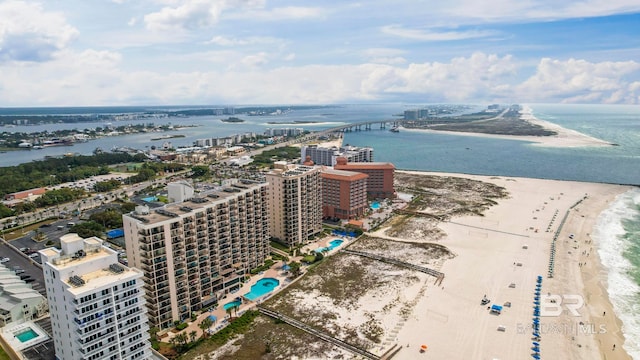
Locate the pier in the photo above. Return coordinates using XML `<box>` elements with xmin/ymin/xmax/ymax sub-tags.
<box><xmin>342</xmin><ymin>249</ymin><xmax>444</xmax><ymax>284</ymax></box>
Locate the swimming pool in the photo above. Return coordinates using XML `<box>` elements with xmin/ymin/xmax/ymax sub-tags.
<box><xmin>223</xmin><ymin>300</ymin><xmax>242</xmax><ymax>311</ymax></box>
<box><xmin>315</xmin><ymin>239</ymin><xmax>344</xmax><ymax>253</ymax></box>
<box><xmin>142</xmin><ymin>196</ymin><xmax>158</xmax><ymax>202</ymax></box>
<box><xmin>15</xmin><ymin>328</ymin><xmax>38</xmax><ymax>343</ymax></box>
<box><xmin>244</xmin><ymin>278</ymin><xmax>279</xmax><ymax>301</ymax></box>
<box><xmin>371</xmin><ymin>201</ymin><xmax>381</xmax><ymax>209</ymax></box>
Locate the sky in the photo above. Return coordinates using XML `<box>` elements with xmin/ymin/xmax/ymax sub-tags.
<box><xmin>1</xmin><ymin>0</ymin><xmax>640</xmax><ymax>106</ymax></box>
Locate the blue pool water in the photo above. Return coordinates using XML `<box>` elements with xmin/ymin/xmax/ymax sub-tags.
<box><xmin>315</xmin><ymin>239</ymin><xmax>344</xmax><ymax>253</ymax></box>
<box><xmin>15</xmin><ymin>328</ymin><xmax>38</xmax><ymax>342</ymax></box>
<box><xmin>244</xmin><ymin>278</ymin><xmax>279</xmax><ymax>301</ymax></box>
<box><xmin>142</xmin><ymin>196</ymin><xmax>158</xmax><ymax>202</ymax></box>
<box><xmin>371</xmin><ymin>201</ymin><xmax>381</xmax><ymax>209</ymax></box>
<box><xmin>223</xmin><ymin>300</ymin><xmax>241</xmax><ymax>311</ymax></box>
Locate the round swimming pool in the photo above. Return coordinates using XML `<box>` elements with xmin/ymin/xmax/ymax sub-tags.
<box><xmin>370</xmin><ymin>201</ymin><xmax>381</xmax><ymax>210</ymax></box>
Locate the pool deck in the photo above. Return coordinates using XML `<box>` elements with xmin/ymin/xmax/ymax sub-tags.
<box><xmin>165</xmin><ymin>235</ymin><xmax>352</xmax><ymax>341</ymax></box>
<box><xmin>0</xmin><ymin>321</ymin><xmax>50</xmax><ymax>351</ymax></box>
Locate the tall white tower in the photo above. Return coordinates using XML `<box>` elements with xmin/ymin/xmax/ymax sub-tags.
<box><xmin>40</xmin><ymin>234</ymin><xmax>150</xmax><ymax>360</ymax></box>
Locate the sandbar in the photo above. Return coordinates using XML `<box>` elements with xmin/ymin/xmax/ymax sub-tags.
<box><xmin>401</xmin><ymin>106</ymin><xmax>614</xmax><ymax>148</ymax></box>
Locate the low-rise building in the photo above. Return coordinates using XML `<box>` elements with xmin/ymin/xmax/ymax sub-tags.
<box><xmin>0</xmin><ymin>266</ymin><xmax>48</xmax><ymax>327</ymax></box>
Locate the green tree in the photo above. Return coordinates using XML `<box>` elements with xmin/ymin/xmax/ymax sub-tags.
<box><xmin>198</xmin><ymin>317</ymin><xmax>213</xmax><ymax>338</ymax></box>
<box><xmin>69</xmin><ymin>222</ymin><xmax>106</xmax><ymax>238</ymax></box>
<box><xmin>190</xmin><ymin>165</ymin><xmax>210</xmax><ymax>178</ymax></box>
<box><xmin>189</xmin><ymin>330</ymin><xmax>197</xmax><ymax>343</ymax></box>
<box><xmin>289</xmin><ymin>261</ymin><xmax>302</xmax><ymax>278</ymax></box>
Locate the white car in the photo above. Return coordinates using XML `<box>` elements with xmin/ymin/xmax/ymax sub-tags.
<box><xmin>28</xmin><ymin>253</ymin><xmax>39</xmax><ymax>259</ymax></box>
<box><xmin>0</xmin><ymin>257</ymin><xmax>9</xmax><ymax>263</ymax></box>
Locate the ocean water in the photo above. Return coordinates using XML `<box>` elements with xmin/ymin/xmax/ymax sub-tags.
<box><xmin>595</xmin><ymin>189</ymin><xmax>640</xmax><ymax>358</ymax></box>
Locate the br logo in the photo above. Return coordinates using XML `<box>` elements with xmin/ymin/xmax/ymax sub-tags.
<box><xmin>540</xmin><ymin>294</ymin><xmax>584</xmax><ymax>317</ymax></box>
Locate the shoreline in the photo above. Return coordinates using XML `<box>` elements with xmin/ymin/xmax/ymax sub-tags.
<box><xmin>393</xmin><ymin>170</ymin><xmax>632</xmax><ymax>359</ymax></box>
<box><xmin>400</xmin><ymin>106</ymin><xmax>614</xmax><ymax>148</ymax></box>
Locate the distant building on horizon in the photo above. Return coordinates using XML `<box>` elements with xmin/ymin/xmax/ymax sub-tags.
<box><xmin>300</xmin><ymin>144</ymin><xmax>373</xmax><ymax>166</ymax></box>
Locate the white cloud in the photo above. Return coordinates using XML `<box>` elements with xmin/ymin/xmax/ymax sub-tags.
<box><xmin>241</xmin><ymin>52</ymin><xmax>269</xmax><ymax>67</ymax></box>
<box><xmin>518</xmin><ymin>58</ymin><xmax>640</xmax><ymax>104</ymax></box>
<box><xmin>1</xmin><ymin>49</ymin><xmax>639</xmax><ymax>105</ymax></box>
<box><xmin>230</xmin><ymin>6</ymin><xmax>326</xmax><ymax>21</ymax></box>
<box><xmin>207</xmin><ymin>35</ymin><xmax>282</xmax><ymax>46</ymax></box>
<box><xmin>422</xmin><ymin>1</ymin><xmax>640</xmax><ymax>24</ymax></box>
<box><xmin>362</xmin><ymin>48</ymin><xmax>407</xmax><ymax>65</ymax></box>
<box><xmin>381</xmin><ymin>25</ymin><xmax>498</xmax><ymax>41</ymax></box>
<box><xmin>144</xmin><ymin>0</ymin><xmax>265</xmax><ymax>31</ymax></box>
<box><xmin>0</xmin><ymin>1</ymin><xmax>78</xmax><ymax>62</ymax></box>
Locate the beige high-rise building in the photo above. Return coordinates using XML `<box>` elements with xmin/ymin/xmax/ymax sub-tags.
<box><xmin>122</xmin><ymin>180</ymin><xmax>269</xmax><ymax>330</ymax></box>
<box><xmin>265</xmin><ymin>162</ymin><xmax>322</xmax><ymax>247</ymax></box>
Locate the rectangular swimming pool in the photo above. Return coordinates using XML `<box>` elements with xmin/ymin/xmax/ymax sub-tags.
<box><xmin>15</xmin><ymin>328</ymin><xmax>38</xmax><ymax>342</ymax></box>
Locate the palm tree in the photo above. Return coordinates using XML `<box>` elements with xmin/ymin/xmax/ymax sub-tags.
<box><xmin>189</xmin><ymin>330</ymin><xmax>197</xmax><ymax>343</ymax></box>
<box><xmin>233</xmin><ymin>304</ymin><xmax>240</xmax><ymax>318</ymax></box>
<box><xmin>175</xmin><ymin>333</ymin><xmax>188</xmax><ymax>349</ymax></box>
<box><xmin>225</xmin><ymin>307</ymin><xmax>233</xmax><ymax>319</ymax></box>
<box><xmin>199</xmin><ymin>317</ymin><xmax>213</xmax><ymax>338</ymax></box>
<box><xmin>289</xmin><ymin>261</ymin><xmax>301</xmax><ymax>278</ymax></box>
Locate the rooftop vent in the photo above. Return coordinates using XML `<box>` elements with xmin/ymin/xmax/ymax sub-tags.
<box><xmin>109</xmin><ymin>263</ymin><xmax>124</xmax><ymax>274</ymax></box>
<box><xmin>69</xmin><ymin>275</ymin><xmax>85</xmax><ymax>287</ymax></box>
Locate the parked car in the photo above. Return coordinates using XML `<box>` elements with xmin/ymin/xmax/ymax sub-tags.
<box><xmin>24</xmin><ymin>278</ymin><xmax>35</xmax><ymax>283</ymax></box>
<box><xmin>28</xmin><ymin>253</ymin><xmax>39</xmax><ymax>259</ymax></box>
<box><xmin>0</xmin><ymin>257</ymin><xmax>9</xmax><ymax>264</ymax></box>
<box><xmin>13</xmin><ymin>267</ymin><xmax>25</xmax><ymax>274</ymax></box>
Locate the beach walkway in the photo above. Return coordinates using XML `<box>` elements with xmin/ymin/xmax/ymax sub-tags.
<box><xmin>257</xmin><ymin>306</ymin><xmax>381</xmax><ymax>360</ymax></box>
<box><xmin>342</xmin><ymin>249</ymin><xmax>444</xmax><ymax>281</ymax></box>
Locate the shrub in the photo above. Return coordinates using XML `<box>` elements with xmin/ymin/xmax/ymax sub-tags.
<box><xmin>176</xmin><ymin>323</ymin><xmax>188</xmax><ymax>331</ymax></box>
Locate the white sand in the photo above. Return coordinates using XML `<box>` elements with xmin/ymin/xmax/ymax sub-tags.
<box><xmin>389</xmin><ymin>171</ymin><xmax>632</xmax><ymax>360</ymax></box>
<box><xmin>401</xmin><ymin>106</ymin><xmax>613</xmax><ymax>148</ymax></box>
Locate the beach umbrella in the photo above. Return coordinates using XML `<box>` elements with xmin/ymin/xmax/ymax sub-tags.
<box><xmin>532</xmin><ymin>346</ymin><xmax>540</xmax><ymax>352</ymax></box>
<box><xmin>533</xmin><ymin>341</ymin><xmax>540</xmax><ymax>346</ymax></box>
<box><xmin>532</xmin><ymin>354</ymin><xmax>541</xmax><ymax>359</ymax></box>
<box><xmin>533</xmin><ymin>332</ymin><xmax>540</xmax><ymax>337</ymax></box>
<box><xmin>420</xmin><ymin>344</ymin><xmax>428</xmax><ymax>352</ymax></box>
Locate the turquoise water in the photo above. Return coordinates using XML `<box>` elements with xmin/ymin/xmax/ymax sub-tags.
<box><xmin>223</xmin><ymin>300</ymin><xmax>241</xmax><ymax>311</ymax></box>
<box><xmin>142</xmin><ymin>196</ymin><xmax>158</xmax><ymax>202</ymax></box>
<box><xmin>371</xmin><ymin>201</ymin><xmax>381</xmax><ymax>209</ymax></box>
<box><xmin>15</xmin><ymin>328</ymin><xmax>38</xmax><ymax>342</ymax></box>
<box><xmin>244</xmin><ymin>278</ymin><xmax>279</xmax><ymax>301</ymax></box>
<box><xmin>315</xmin><ymin>239</ymin><xmax>344</xmax><ymax>253</ymax></box>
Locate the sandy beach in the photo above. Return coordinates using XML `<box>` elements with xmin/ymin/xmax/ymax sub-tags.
<box><xmin>401</xmin><ymin>106</ymin><xmax>614</xmax><ymax>148</ymax></box>
<box><xmin>387</xmin><ymin>171</ymin><xmax>633</xmax><ymax>360</ymax></box>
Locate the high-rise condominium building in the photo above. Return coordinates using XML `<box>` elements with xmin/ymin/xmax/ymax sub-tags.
<box><xmin>320</xmin><ymin>167</ymin><xmax>369</xmax><ymax>220</ymax></box>
<box><xmin>40</xmin><ymin>234</ymin><xmax>150</xmax><ymax>360</ymax></box>
<box><xmin>334</xmin><ymin>157</ymin><xmax>396</xmax><ymax>198</ymax></box>
<box><xmin>265</xmin><ymin>162</ymin><xmax>322</xmax><ymax>247</ymax></box>
<box><xmin>123</xmin><ymin>180</ymin><xmax>269</xmax><ymax>329</ymax></box>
